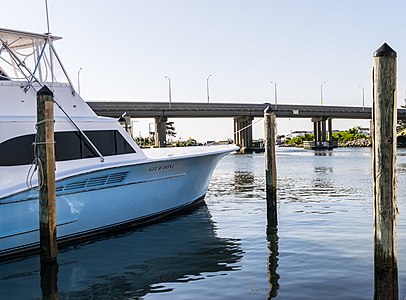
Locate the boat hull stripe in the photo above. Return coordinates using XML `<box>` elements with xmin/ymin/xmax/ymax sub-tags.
<box><xmin>0</xmin><ymin>173</ymin><xmax>186</xmax><ymax>205</ymax></box>
<box><xmin>0</xmin><ymin>219</ymin><xmax>78</xmax><ymax>239</ymax></box>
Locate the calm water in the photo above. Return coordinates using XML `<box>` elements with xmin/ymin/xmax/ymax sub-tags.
<box><xmin>1</xmin><ymin>147</ymin><xmax>406</xmax><ymax>299</ymax></box>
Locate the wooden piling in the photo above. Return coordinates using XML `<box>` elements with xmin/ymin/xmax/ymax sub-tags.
<box><xmin>372</xmin><ymin>43</ymin><xmax>398</xmax><ymax>300</ymax></box>
<box><xmin>37</xmin><ymin>85</ymin><xmax>58</xmax><ymax>263</ymax></box>
<box><xmin>264</xmin><ymin>107</ymin><xmax>277</xmax><ymax>230</ymax></box>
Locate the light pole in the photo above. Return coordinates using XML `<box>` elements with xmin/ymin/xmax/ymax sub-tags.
<box><xmin>358</xmin><ymin>85</ymin><xmax>365</xmax><ymax>111</ymax></box>
<box><xmin>164</xmin><ymin>76</ymin><xmax>172</xmax><ymax>108</ymax></box>
<box><xmin>320</xmin><ymin>81</ymin><xmax>326</xmax><ymax>106</ymax></box>
<box><xmin>77</xmin><ymin>67</ymin><xmax>82</xmax><ymax>95</ymax></box>
<box><xmin>404</xmin><ymin>90</ymin><xmax>406</xmax><ymax>107</ymax></box>
<box><xmin>270</xmin><ymin>80</ymin><xmax>278</xmax><ymax>109</ymax></box>
<box><xmin>207</xmin><ymin>74</ymin><xmax>212</xmax><ymax>103</ymax></box>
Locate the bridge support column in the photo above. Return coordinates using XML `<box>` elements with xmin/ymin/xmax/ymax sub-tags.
<box><xmin>118</xmin><ymin>112</ymin><xmax>132</xmax><ymax>137</ymax></box>
<box><xmin>311</xmin><ymin>117</ymin><xmax>335</xmax><ymax>149</ymax></box>
<box><xmin>328</xmin><ymin>118</ymin><xmax>333</xmax><ymax>141</ymax></box>
<box><xmin>155</xmin><ymin>116</ymin><xmax>167</xmax><ymax>148</ymax></box>
<box><xmin>321</xmin><ymin>119</ymin><xmax>327</xmax><ymax>143</ymax></box>
<box><xmin>313</xmin><ymin>121</ymin><xmax>318</xmax><ymax>145</ymax></box>
<box><xmin>247</xmin><ymin>117</ymin><xmax>253</xmax><ymax>148</ymax></box>
<box><xmin>234</xmin><ymin>116</ymin><xmax>253</xmax><ymax>153</ymax></box>
<box><xmin>234</xmin><ymin>117</ymin><xmax>241</xmax><ymax>146</ymax></box>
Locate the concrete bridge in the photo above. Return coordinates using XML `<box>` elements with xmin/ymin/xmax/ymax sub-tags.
<box><xmin>87</xmin><ymin>101</ymin><xmax>406</xmax><ymax>150</ymax></box>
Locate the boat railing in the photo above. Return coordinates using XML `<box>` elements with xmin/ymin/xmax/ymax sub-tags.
<box><xmin>0</xmin><ymin>29</ymin><xmax>105</xmax><ymax>163</ymax></box>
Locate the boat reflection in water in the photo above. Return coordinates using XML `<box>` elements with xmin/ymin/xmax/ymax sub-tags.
<box><xmin>0</xmin><ymin>205</ymin><xmax>243</xmax><ymax>299</ymax></box>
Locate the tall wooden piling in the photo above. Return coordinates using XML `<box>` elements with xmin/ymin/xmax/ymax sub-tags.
<box><xmin>264</xmin><ymin>107</ymin><xmax>277</xmax><ymax>231</ymax></box>
<box><xmin>37</xmin><ymin>85</ymin><xmax>58</xmax><ymax>263</ymax></box>
<box><xmin>372</xmin><ymin>43</ymin><xmax>398</xmax><ymax>300</ymax></box>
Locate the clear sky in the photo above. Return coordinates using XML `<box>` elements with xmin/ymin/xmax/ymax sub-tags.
<box><xmin>1</xmin><ymin>0</ymin><xmax>405</xmax><ymax>142</ymax></box>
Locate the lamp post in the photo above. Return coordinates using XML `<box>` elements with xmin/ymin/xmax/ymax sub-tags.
<box><xmin>164</xmin><ymin>76</ymin><xmax>172</xmax><ymax>108</ymax></box>
<box><xmin>358</xmin><ymin>85</ymin><xmax>365</xmax><ymax>111</ymax></box>
<box><xmin>270</xmin><ymin>81</ymin><xmax>278</xmax><ymax>109</ymax></box>
<box><xmin>320</xmin><ymin>81</ymin><xmax>326</xmax><ymax>106</ymax></box>
<box><xmin>77</xmin><ymin>67</ymin><xmax>82</xmax><ymax>95</ymax></box>
<box><xmin>207</xmin><ymin>74</ymin><xmax>212</xmax><ymax>103</ymax></box>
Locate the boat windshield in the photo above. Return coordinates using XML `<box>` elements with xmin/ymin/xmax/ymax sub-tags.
<box><xmin>0</xmin><ymin>28</ymin><xmax>73</xmax><ymax>92</ymax></box>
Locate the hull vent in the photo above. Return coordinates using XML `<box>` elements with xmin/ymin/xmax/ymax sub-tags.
<box><xmin>56</xmin><ymin>171</ymin><xmax>129</xmax><ymax>193</ymax></box>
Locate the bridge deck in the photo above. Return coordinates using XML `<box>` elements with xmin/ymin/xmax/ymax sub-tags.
<box><xmin>87</xmin><ymin>101</ymin><xmax>406</xmax><ymax>120</ymax></box>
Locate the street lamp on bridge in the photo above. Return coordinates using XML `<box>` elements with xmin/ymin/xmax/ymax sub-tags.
<box><xmin>358</xmin><ymin>85</ymin><xmax>365</xmax><ymax>111</ymax></box>
<box><xmin>270</xmin><ymin>80</ymin><xmax>278</xmax><ymax>109</ymax></box>
<box><xmin>207</xmin><ymin>74</ymin><xmax>212</xmax><ymax>103</ymax></box>
<box><xmin>164</xmin><ymin>76</ymin><xmax>172</xmax><ymax>108</ymax></box>
<box><xmin>320</xmin><ymin>81</ymin><xmax>326</xmax><ymax>106</ymax></box>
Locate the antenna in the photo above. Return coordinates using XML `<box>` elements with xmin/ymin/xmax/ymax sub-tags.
<box><xmin>45</xmin><ymin>0</ymin><xmax>50</xmax><ymax>34</ymax></box>
<box><xmin>44</xmin><ymin>0</ymin><xmax>54</xmax><ymax>89</ymax></box>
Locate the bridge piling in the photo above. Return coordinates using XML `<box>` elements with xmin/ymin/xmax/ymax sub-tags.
<box><xmin>118</xmin><ymin>112</ymin><xmax>132</xmax><ymax>136</ymax></box>
<box><xmin>321</xmin><ymin>119</ymin><xmax>327</xmax><ymax>144</ymax></box>
<box><xmin>234</xmin><ymin>116</ymin><xmax>253</xmax><ymax>153</ymax></box>
<box><xmin>311</xmin><ymin>117</ymin><xmax>335</xmax><ymax>149</ymax></box>
<box><xmin>328</xmin><ymin>118</ymin><xmax>333</xmax><ymax>141</ymax></box>
<box><xmin>154</xmin><ymin>116</ymin><xmax>167</xmax><ymax>147</ymax></box>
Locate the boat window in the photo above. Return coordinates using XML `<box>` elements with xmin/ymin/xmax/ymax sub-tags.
<box><xmin>55</xmin><ymin>131</ymin><xmax>82</xmax><ymax>161</ymax></box>
<box><xmin>83</xmin><ymin>130</ymin><xmax>116</xmax><ymax>157</ymax></box>
<box><xmin>0</xmin><ymin>130</ymin><xmax>136</xmax><ymax>166</ymax></box>
<box><xmin>116</xmin><ymin>131</ymin><xmax>136</xmax><ymax>154</ymax></box>
<box><xmin>0</xmin><ymin>134</ymin><xmax>35</xmax><ymax>166</ymax></box>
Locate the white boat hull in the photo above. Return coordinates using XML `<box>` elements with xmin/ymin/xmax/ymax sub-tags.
<box><xmin>0</xmin><ymin>149</ymin><xmax>232</xmax><ymax>257</ymax></box>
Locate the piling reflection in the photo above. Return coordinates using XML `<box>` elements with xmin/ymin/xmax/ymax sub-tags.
<box><xmin>0</xmin><ymin>205</ymin><xmax>243</xmax><ymax>299</ymax></box>
<box><xmin>266</xmin><ymin>227</ymin><xmax>279</xmax><ymax>299</ymax></box>
<box><xmin>314</xmin><ymin>150</ymin><xmax>333</xmax><ymax>156</ymax></box>
<box><xmin>312</xmin><ymin>165</ymin><xmax>334</xmax><ymax>193</ymax></box>
<box><xmin>314</xmin><ymin>166</ymin><xmax>333</xmax><ymax>174</ymax></box>
<box><xmin>234</xmin><ymin>170</ymin><xmax>255</xmax><ymax>192</ymax></box>
<box><xmin>266</xmin><ymin>187</ymin><xmax>279</xmax><ymax>299</ymax></box>
<box><xmin>40</xmin><ymin>261</ymin><xmax>58</xmax><ymax>300</ymax></box>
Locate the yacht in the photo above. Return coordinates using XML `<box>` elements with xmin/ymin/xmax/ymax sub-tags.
<box><xmin>0</xmin><ymin>28</ymin><xmax>238</xmax><ymax>258</ymax></box>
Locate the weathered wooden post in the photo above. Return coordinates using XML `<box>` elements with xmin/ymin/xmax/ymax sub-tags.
<box><xmin>37</xmin><ymin>85</ymin><xmax>58</xmax><ymax>263</ymax></box>
<box><xmin>264</xmin><ymin>106</ymin><xmax>277</xmax><ymax>231</ymax></box>
<box><xmin>372</xmin><ymin>43</ymin><xmax>398</xmax><ymax>300</ymax></box>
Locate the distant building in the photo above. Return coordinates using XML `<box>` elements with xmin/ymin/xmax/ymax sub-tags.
<box><xmin>286</xmin><ymin>130</ymin><xmax>312</xmax><ymax>139</ymax></box>
<box><xmin>358</xmin><ymin>128</ymin><xmax>370</xmax><ymax>136</ymax></box>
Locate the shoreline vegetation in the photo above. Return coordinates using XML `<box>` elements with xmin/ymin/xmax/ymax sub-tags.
<box><xmin>280</xmin><ymin>126</ymin><xmax>372</xmax><ymax>148</ymax></box>
<box><xmin>135</xmin><ymin>136</ymin><xmax>234</xmax><ymax>148</ymax></box>
<box><xmin>280</xmin><ymin>125</ymin><xmax>406</xmax><ymax>148</ymax></box>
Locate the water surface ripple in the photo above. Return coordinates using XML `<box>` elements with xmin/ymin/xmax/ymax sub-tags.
<box><xmin>1</xmin><ymin>147</ymin><xmax>406</xmax><ymax>299</ymax></box>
